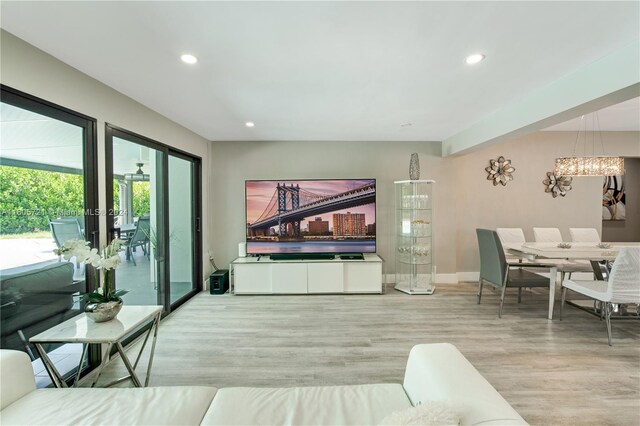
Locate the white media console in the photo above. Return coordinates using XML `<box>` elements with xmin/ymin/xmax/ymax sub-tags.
<box><xmin>231</xmin><ymin>254</ymin><xmax>383</xmax><ymax>294</ymax></box>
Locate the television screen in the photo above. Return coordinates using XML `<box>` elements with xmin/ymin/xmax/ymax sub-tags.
<box><xmin>245</xmin><ymin>179</ymin><xmax>376</xmax><ymax>255</ymax></box>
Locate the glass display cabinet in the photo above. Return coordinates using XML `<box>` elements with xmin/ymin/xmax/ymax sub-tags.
<box><xmin>394</xmin><ymin>180</ymin><xmax>435</xmax><ymax>295</ymax></box>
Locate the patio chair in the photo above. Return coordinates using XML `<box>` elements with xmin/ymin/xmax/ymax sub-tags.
<box><xmin>560</xmin><ymin>247</ymin><xmax>640</xmax><ymax>345</ymax></box>
<box><xmin>123</xmin><ymin>216</ymin><xmax>150</xmax><ymax>266</ymax></box>
<box><xmin>476</xmin><ymin>229</ymin><xmax>552</xmax><ymax>318</ymax></box>
<box><xmin>49</xmin><ymin>218</ymin><xmax>83</xmax><ymax>249</ymax></box>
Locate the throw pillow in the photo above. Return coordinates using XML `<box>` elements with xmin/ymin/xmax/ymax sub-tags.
<box><xmin>378</xmin><ymin>401</ymin><xmax>461</xmax><ymax>426</ymax></box>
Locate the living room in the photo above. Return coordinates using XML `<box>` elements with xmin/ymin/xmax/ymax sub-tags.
<box><xmin>0</xmin><ymin>2</ymin><xmax>639</xmax><ymax>425</ymax></box>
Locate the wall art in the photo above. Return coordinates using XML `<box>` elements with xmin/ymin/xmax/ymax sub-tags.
<box><xmin>602</xmin><ymin>175</ymin><xmax>625</xmax><ymax>220</ymax></box>
<box><xmin>543</xmin><ymin>171</ymin><xmax>572</xmax><ymax>198</ymax></box>
<box><xmin>485</xmin><ymin>156</ymin><xmax>515</xmax><ymax>186</ymax></box>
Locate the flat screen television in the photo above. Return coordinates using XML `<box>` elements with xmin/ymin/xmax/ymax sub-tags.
<box><xmin>245</xmin><ymin>179</ymin><xmax>376</xmax><ymax>255</ymax></box>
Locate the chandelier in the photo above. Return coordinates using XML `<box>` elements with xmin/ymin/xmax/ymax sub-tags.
<box><xmin>554</xmin><ymin>112</ymin><xmax>624</xmax><ymax>176</ymax></box>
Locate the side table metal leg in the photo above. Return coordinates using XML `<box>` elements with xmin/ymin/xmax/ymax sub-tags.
<box><xmin>90</xmin><ymin>343</ymin><xmax>113</xmax><ymax>388</ymax></box>
<box><xmin>34</xmin><ymin>343</ymin><xmax>67</xmax><ymax>388</ymax></box>
<box><xmin>144</xmin><ymin>313</ymin><xmax>161</xmax><ymax>387</ymax></box>
<box><xmin>73</xmin><ymin>343</ymin><xmax>89</xmax><ymax>387</ymax></box>
<box><xmin>116</xmin><ymin>342</ymin><xmax>142</xmax><ymax>387</ymax></box>
<box><xmin>548</xmin><ymin>266</ymin><xmax>558</xmax><ymax>320</ymax></box>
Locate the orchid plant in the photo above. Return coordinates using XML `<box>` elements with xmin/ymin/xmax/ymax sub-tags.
<box><xmin>54</xmin><ymin>239</ymin><xmax>129</xmax><ymax>303</ymax></box>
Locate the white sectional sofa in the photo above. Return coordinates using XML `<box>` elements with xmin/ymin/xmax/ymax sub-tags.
<box><xmin>0</xmin><ymin>343</ymin><xmax>528</xmax><ymax>426</ymax></box>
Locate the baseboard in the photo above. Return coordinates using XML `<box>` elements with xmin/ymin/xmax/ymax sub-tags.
<box><xmin>457</xmin><ymin>272</ymin><xmax>479</xmax><ymax>283</ymax></box>
<box><xmin>386</xmin><ymin>272</ymin><xmax>468</xmax><ymax>284</ymax></box>
<box><xmin>435</xmin><ymin>273</ymin><xmax>458</xmax><ymax>284</ymax></box>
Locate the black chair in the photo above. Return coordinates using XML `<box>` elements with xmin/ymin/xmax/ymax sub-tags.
<box><xmin>476</xmin><ymin>228</ymin><xmax>552</xmax><ymax>317</ymax></box>
<box><xmin>123</xmin><ymin>216</ymin><xmax>150</xmax><ymax>266</ymax></box>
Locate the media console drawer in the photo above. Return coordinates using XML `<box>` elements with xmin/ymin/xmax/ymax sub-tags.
<box><xmin>231</xmin><ymin>255</ymin><xmax>382</xmax><ymax>295</ymax></box>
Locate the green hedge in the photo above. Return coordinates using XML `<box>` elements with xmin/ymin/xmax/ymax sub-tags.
<box><xmin>0</xmin><ymin>166</ymin><xmax>150</xmax><ymax>235</ymax></box>
<box><xmin>0</xmin><ymin>166</ymin><xmax>84</xmax><ymax>234</ymax></box>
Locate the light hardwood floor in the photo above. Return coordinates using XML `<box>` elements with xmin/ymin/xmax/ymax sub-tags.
<box><xmin>98</xmin><ymin>283</ymin><xmax>640</xmax><ymax>426</ymax></box>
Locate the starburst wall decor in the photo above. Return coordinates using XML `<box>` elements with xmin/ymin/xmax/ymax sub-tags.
<box><xmin>485</xmin><ymin>156</ymin><xmax>515</xmax><ymax>186</ymax></box>
<box><xmin>543</xmin><ymin>171</ymin><xmax>572</xmax><ymax>198</ymax></box>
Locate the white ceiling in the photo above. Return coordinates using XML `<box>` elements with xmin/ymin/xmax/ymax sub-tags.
<box><xmin>1</xmin><ymin>1</ymin><xmax>639</xmax><ymax>142</ymax></box>
<box><xmin>543</xmin><ymin>97</ymin><xmax>640</xmax><ymax>131</ymax></box>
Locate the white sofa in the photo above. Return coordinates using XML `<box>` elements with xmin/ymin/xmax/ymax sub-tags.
<box><xmin>0</xmin><ymin>343</ymin><xmax>528</xmax><ymax>426</ymax></box>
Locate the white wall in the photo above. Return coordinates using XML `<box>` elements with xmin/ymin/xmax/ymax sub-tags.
<box><xmin>0</xmin><ymin>30</ymin><xmax>212</xmax><ymax>282</ymax></box>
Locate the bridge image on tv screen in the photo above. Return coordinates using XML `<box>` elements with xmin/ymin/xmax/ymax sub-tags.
<box><xmin>245</xmin><ymin>179</ymin><xmax>376</xmax><ymax>254</ymax></box>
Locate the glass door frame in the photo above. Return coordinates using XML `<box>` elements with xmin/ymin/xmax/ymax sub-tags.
<box><xmin>105</xmin><ymin>124</ymin><xmax>202</xmax><ymax>315</ymax></box>
<box><xmin>167</xmin><ymin>149</ymin><xmax>202</xmax><ymax>310</ymax></box>
<box><xmin>0</xmin><ymin>84</ymin><xmax>100</xmax><ymax>382</ymax></box>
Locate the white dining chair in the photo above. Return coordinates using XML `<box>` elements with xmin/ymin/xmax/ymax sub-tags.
<box><xmin>532</xmin><ymin>227</ymin><xmax>593</xmax><ymax>281</ymax></box>
<box><xmin>560</xmin><ymin>247</ymin><xmax>640</xmax><ymax>345</ymax></box>
<box><xmin>533</xmin><ymin>227</ymin><xmax>563</xmax><ymax>243</ymax></box>
<box><xmin>496</xmin><ymin>228</ymin><xmax>526</xmax><ymax>244</ymax></box>
<box><xmin>569</xmin><ymin>228</ymin><xmax>601</xmax><ymax>242</ymax></box>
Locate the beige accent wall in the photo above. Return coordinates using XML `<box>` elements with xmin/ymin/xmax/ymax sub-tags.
<box><xmin>0</xmin><ymin>30</ymin><xmax>212</xmax><ymax>280</ymax></box>
<box><xmin>452</xmin><ymin>131</ymin><xmax>639</xmax><ymax>272</ymax></box>
<box><xmin>602</xmin><ymin>157</ymin><xmax>640</xmax><ymax>242</ymax></box>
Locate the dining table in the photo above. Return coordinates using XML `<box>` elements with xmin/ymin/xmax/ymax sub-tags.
<box><xmin>505</xmin><ymin>242</ymin><xmax>640</xmax><ymax>320</ymax></box>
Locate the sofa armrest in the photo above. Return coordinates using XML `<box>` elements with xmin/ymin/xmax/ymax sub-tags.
<box><xmin>1</xmin><ymin>350</ymin><xmax>36</xmax><ymax>410</ymax></box>
<box><xmin>403</xmin><ymin>343</ymin><xmax>527</xmax><ymax>426</ymax></box>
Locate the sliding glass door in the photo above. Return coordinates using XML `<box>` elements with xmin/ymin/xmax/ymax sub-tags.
<box><xmin>110</xmin><ymin>132</ymin><xmax>165</xmax><ymax>306</ymax></box>
<box><xmin>168</xmin><ymin>153</ymin><xmax>200</xmax><ymax>305</ymax></box>
<box><xmin>0</xmin><ymin>85</ymin><xmax>98</xmax><ymax>386</ymax></box>
<box><xmin>106</xmin><ymin>125</ymin><xmax>200</xmax><ymax>313</ymax></box>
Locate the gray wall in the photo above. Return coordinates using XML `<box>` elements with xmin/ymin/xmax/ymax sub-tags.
<box><xmin>0</xmin><ymin>30</ymin><xmax>212</xmax><ymax>281</ymax></box>
<box><xmin>602</xmin><ymin>157</ymin><xmax>640</xmax><ymax>242</ymax></box>
<box><xmin>211</xmin><ymin>133</ymin><xmax>639</xmax><ymax>278</ymax></box>
<box><xmin>4</xmin><ymin>29</ymin><xmax>638</xmax><ymax>280</ymax></box>
<box><xmin>209</xmin><ymin>140</ymin><xmax>458</xmax><ymax>274</ymax></box>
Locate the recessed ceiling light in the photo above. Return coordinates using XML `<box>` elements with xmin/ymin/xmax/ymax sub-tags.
<box><xmin>180</xmin><ymin>54</ymin><xmax>198</xmax><ymax>64</ymax></box>
<box><xmin>245</xmin><ymin>122</ymin><xmax>255</xmax><ymax>128</ymax></box>
<box><xmin>465</xmin><ymin>53</ymin><xmax>485</xmax><ymax>65</ymax></box>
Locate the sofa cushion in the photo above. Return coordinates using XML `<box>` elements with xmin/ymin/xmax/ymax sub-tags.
<box><xmin>200</xmin><ymin>383</ymin><xmax>412</xmax><ymax>426</ymax></box>
<box><xmin>1</xmin><ymin>262</ymin><xmax>83</xmax><ymax>336</ymax></box>
<box><xmin>0</xmin><ymin>386</ymin><xmax>217</xmax><ymax>426</ymax></box>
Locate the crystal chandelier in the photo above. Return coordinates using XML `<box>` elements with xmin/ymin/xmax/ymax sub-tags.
<box><xmin>554</xmin><ymin>112</ymin><xmax>624</xmax><ymax>176</ymax></box>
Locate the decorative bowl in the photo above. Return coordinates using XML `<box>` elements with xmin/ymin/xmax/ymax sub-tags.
<box><xmin>85</xmin><ymin>299</ymin><xmax>123</xmax><ymax>323</ymax></box>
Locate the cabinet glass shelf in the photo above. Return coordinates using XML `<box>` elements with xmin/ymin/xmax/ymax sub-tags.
<box><xmin>394</xmin><ymin>180</ymin><xmax>435</xmax><ymax>295</ymax></box>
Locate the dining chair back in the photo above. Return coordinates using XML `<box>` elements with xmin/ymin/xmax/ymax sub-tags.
<box><xmin>560</xmin><ymin>247</ymin><xmax>640</xmax><ymax>345</ymax></box>
<box><xmin>476</xmin><ymin>229</ymin><xmax>550</xmax><ymax>317</ymax></box>
<box><xmin>477</xmin><ymin>229</ymin><xmax>508</xmax><ymax>287</ymax></box>
<box><xmin>533</xmin><ymin>227</ymin><xmax>563</xmax><ymax>242</ymax></box>
<box><xmin>496</xmin><ymin>228</ymin><xmax>526</xmax><ymax>244</ymax></box>
<box><xmin>569</xmin><ymin>228</ymin><xmax>600</xmax><ymax>243</ymax></box>
<box><xmin>608</xmin><ymin>247</ymin><xmax>640</xmax><ymax>304</ymax></box>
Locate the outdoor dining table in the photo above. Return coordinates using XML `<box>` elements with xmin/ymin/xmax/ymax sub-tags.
<box><xmin>505</xmin><ymin>242</ymin><xmax>640</xmax><ymax>320</ymax></box>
